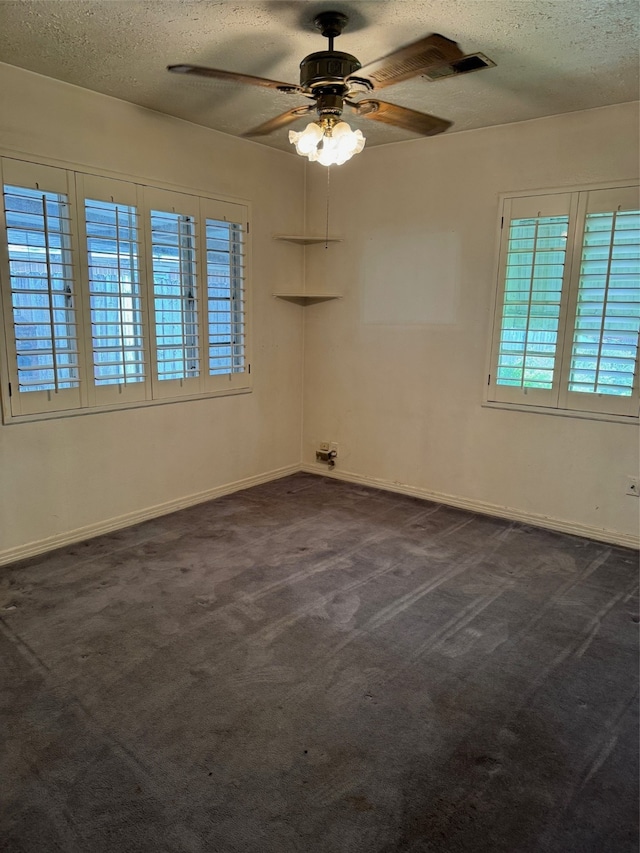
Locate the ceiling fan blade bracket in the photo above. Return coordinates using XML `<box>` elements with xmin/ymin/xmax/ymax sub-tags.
<box><xmin>345</xmin><ymin>76</ymin><xmax>374</xmax><ymax>95</ymax></box>
<box><xmin>351</xmin><ymin>99</ymin><xmax>378</xmax><ymax>117</ymax></box>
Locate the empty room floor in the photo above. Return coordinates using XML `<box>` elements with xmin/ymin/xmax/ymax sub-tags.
<box><xmin>1</xmin><ymin>472</ymin><xmax>638</xmax><ymax>853</ymax></box>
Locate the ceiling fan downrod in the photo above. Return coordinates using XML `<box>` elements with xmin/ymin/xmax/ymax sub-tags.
<box><xmin>314</xmin><ymin>10</ymin><xmax>348</xmax><ymax>51</ymax></box>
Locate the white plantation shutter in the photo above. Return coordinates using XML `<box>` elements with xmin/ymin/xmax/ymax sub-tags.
<box><xmin>0</xmin><ymin>159</ymin><xmax>83</xmax><ymax>416</ymax></box>
<box><xmin>145</xmin><ymin>187</ymin><xmax>201</xmax><ymax>399</ymax></box>
<box><xmin>489</xmin><ymin>193</ymin><xmax>575</xmax><ymax>407</ymax></box>
<box><xmin>489</xmin><ymin>185</ymin><xmax>639</xmax><ymax>418</ymax></box>
<box><xmin>561</xmin><ymin>186</ymin><xmax>640</xmax><ymax>416</ymax></box>
<box><xmin>0</xmin><ymin>156</ymin><xmax>251</xmax><ymax>422</ymax></box>
<box><xmin>76</xmin><ymin>174</ymin><xmax>149</xmax><ymax>406</ymax></box>
<box><xmin>201</xmin><ymin>198</ymin><xmax>248</xmax><ymax>392</ymax></box>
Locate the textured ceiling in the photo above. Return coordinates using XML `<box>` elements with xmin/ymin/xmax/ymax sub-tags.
<box><xmin>0</xmin><ymin>0</ymin><xmax>638</xmax><ymax>153</ymax></box>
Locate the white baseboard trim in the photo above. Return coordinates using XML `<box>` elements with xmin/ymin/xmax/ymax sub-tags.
<box><xmin>0</xmin><ymin>463</ymin><xmax>300</xmax><ymax>567</ymax></box>
<box><xmin>300</xmin><ymin>464</ymin><xmax>640</xmax><ymax>550</ymax></box>
<box><xmin>4</xmin><ymin>461</ymin><xmax>637</xmax><ymax>566</ymax></box>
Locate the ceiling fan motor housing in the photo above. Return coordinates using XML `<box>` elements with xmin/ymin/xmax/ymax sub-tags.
<box><xmin>300</xmin><ymin>51</ymin><xmax>361</xmax><ymax>89</ymax></box>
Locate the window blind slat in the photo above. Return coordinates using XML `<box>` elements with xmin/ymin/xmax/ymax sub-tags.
<box><xmin>569</xmin><ymin>209</ymin><xmax>640</xmax><ymax>397</ymax></box>
<box><xmin>3</xmin><ymin>183</ymin><xmax>80</xmax><ymax>394</ymax></box>
<box><xmin>1</xmin><ymin>161</ymin><xmax>251</xmax><ymax>421</ymax></box>
<box><xmin>205</xmin><ymin>218</ymin><xmax>245</xmax><ymax>377</ymax></box>
<box><xmin>151</xmin><ymin>210</ymin><xmax>199</xmax><ymax>381</ymax></box>
<box><xmin>85</xmin><ymin>197</ymin><xmax>146</xmax><ymax>387</ymax></box>
<box><xmin>496</xmin><ymin>215</ymin><xmax>568</xmax><ymax>390</ymax></box>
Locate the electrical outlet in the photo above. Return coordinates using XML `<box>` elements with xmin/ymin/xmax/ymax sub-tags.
<box><xmin>329</xmin><ymin>442</ymin><xmax>338</xmax><ymax>456</ymax></box>
<box><xmin>319</xmin><ymin>442</ymin><xmax>330</xmax><ymax>452</ymax></box>
<box><xmin>626</xmin><ymin>477</ymin><xmax>639</xmax><ymax>497</ymax></box>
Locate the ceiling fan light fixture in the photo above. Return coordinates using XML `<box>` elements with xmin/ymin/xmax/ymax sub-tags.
<box><xmin>289</xmin><ymin>121</ymin><xmax>323</xmax><ymax>156</ymax></box>
<box><xmin>289</xmin><ymin>121</ymin><xmax>365</xmax><ymax>166</ymax></box>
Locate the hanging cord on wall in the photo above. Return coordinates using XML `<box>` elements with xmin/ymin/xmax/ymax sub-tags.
<box><xmin>325</xmin><ymin>165</ymin><xmax>331</xmax><ymax>249</ymax></box>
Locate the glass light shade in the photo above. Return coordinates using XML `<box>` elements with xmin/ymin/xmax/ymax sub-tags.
<box><xmin>289</xmin><ymin>120</ymin><xmax>366</xmax><ymax>166</ymax></box>
<box><xmin>289</xmin><ymin>122</ymin><xmax>323</xmax><ymax>156</ymax></box>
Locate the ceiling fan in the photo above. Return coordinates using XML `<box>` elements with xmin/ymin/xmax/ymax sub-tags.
<box><xmin>168</xmin><ymin>11</ymin><xmax>495</xmax><ymax>164</ymax></box>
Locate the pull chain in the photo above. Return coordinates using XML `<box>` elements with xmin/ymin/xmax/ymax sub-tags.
<box><xmin>325</xmin><ymin>165</ymin><xmax>331</xmax><ymax>249</ymax></box>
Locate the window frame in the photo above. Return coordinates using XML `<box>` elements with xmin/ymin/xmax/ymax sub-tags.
<box><xmin>76</xmin><ymin>172</ymin><xmax>151</xmax><ymax>409</ymax></box>
<box><xmin>0</xmin><ymin>153</ymin><xmax>252</xmax><ymax>425</ymax></box>
<box><xmin>484</xmin><ymin>180</ymin><xmax>639</xmax><ymax>424</ymax></box>
<box><xmin>145</xmin><ymin>185</ymin><xmax>203</xmax><ymax>401</ymax></box>
<box><xmin>0</xmin><ymin>159</ymin><xmax>86</xmax><ymax>417</ymax></box>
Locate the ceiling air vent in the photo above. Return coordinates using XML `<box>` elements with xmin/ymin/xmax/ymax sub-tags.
<box><xmin>423</xmin><ymin>53</ymin><xmax>496</xmax><ymax>82</ymax></box>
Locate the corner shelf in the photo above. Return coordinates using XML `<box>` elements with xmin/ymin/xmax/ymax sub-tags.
<box><xmin>272</xmin><ymin>292</ymin><xmax>342</xmax><ymax>304</ymax></box>
<box><xmin>273</xmin><ymin>234</ymin><xmax>343</xmax><ymax>303</ymax></box>
<box><xmin>274</xmin><ymin>235</ymin><xmax>342</xmax><ymax>245</ymax></box>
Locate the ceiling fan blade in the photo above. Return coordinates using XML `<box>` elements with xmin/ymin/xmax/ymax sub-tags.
<box><xmin>348</xmin><ymin>99</ymin><xmax>452</xmax><ymax>136</ymax></box>
<box><xmin>349</xmin><ymin>33</ymin><xmax>464</xmax><ymax>90</ymax></box>
<box><xmin>242</xmin><ymin>105</ymin><xmax>316</xmax><ymax>138</ymax></box>
<box><xmin>168</xmin><ymin>64</ymin><xmax>302</xmax><ymax>93</ymax></box>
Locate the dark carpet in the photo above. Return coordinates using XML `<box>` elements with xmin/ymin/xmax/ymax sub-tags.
<box><xmin>1</xmin><ymin>472</ymin><xmax>638</xmax><ymax>853</ymax></box>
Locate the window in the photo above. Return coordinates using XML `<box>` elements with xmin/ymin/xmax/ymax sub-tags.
<box><xmin>151</xmin><ymin>209</ymin><xmax>199</xmax><ymax>384</ymax></box>
<box><xmin>85</xmin><ymin>200</ymin><xmax>144</xmax><ymax>386</ymax></box>
<box><xmin>77</xmin><ymin>173</ymin><xmax>149</xmax><ymax>409</ymax></box>
<box><xmin>0</xmin><ymin>158</ymin><xmax>250</xmax><ymax>421</ymax></box>
<box><xmin>487</xmin><ymin>184</ymin><xmax>639</xmax><ymax>419</ymax></box>
<box><xmin>205</xmin><ymin>216</ymin><xmax>245</xmax><ymax>378</ymax></box>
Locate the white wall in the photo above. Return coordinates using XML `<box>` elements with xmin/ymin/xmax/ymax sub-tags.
<box><xmin>1</xmin><ymin>68</ymin><xmax>637</xmax><ymax>560</ymax></box>
<box><xmin>302</xmin><ymin>102</ymin><xmax>640</xmax><ymax>546</ymax></box>
<box><xmin>0</xmin><ymin>63</ymin><xmax>306</xmax><ymax>562</ymax></box>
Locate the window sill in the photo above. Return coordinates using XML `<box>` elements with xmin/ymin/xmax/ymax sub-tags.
<box><xmin>482</xmin><ymin>400</ymin><xmax>638</xmax><ymax>425</ymax></box>
<box><xmin>2</xmin><ymin>384</ymin><xmax>252</xmax><ymax>425</ymax></box>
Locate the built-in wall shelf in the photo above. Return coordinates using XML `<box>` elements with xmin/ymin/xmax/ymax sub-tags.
<box><xmin>273</xmin><ymin>293</ymin><xmax>342</xmax><ymax>304</ymax></box>
<box><xmin>272</xmin><ymin>233</ymin><xmax>343</xmax><ymax>303</ymax></box>
<box><xmin>274</xmin><ymin>235</ymin><xmax>342</xmax><ymax>245</ymax></box>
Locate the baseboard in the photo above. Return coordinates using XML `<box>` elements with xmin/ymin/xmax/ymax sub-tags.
<box><xmin>4</xmin><ymin>460</ymin><xmax>636</xmax><ymax>566</ymax></box>
<box><xmin>300</xmin><ymin>464</ymin><xmax>640</xmax><ymax>550</ymax></box>
<box><xmin>0</xmin><ymin>464</ymin><xmax>300</xmax><ymax>567</ymax></box>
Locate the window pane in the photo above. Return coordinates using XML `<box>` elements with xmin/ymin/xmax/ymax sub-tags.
<box><xmin>569</xmin><ymin>210</ymin><xmax>640</xmax><ymax>396</ymax></box>
<box><xmin>85</xmin><ymin>198</ymin><xmax>145</xmax><ymax>386</ymax></box>
<box><xmin>3</xmin><ymin>184</ymin><xmax>79</xmax><ymax>392</ymax></box>
<box><xmin>496</xmin><ymin>215</ymin><xmax>568</xmax><ymax>389</ymax></box>
<box><xmin>151</xmin><ymin>210</ymin><xmax>199</xmax><ymax>381</ymax></box>
<box><xmin>206</xmin><ymin>219</ymin><xmax>245</xmax><ymax>376</ymax></box>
